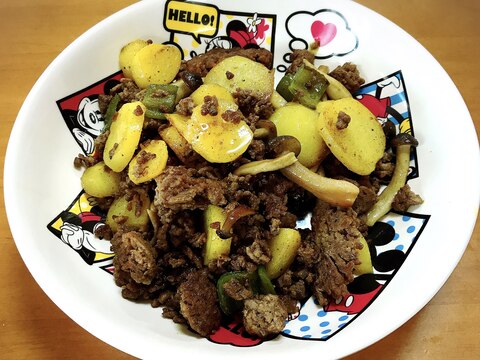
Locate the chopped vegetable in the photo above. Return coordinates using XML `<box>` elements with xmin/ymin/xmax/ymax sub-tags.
<box><xmin>316</xmin><ymin>98</ymin><xmax>386</xmax><ymax>175</ymax></box>
<box><xmin>127</xmin><ymin>140</ymin><xmax>168</xmax><ymax>184</ymax></box>
<box><xmin>102</xmin><ymin>94</ymin><xmax>120</xmax><ymax>132</ymax></box>
<box><xmin>204</xmin><ymin>55</ymin><xmax>274</xmax><ymax>95</ymax></box>
<box><xmin>204</xmin><ymin>205</ymin><xmax>231</xmax><ymax>265</ymax></box>
<box><xmin>270</xmin><ymin>103</ymin><xmax>330</xmax><ymax>168</ymax></box>
<box><xmin>275</xmin><ymin>65</ymin><xmax>329</xmax><ymax>109</ymax></box>
<box><xmin>265</xmin><ymin>228</ymin><xmax>302</xmax><ymax>279</ymax></box>
<box><xmin>232</xmin><ymin>151</ymin><xmax>297</xmax><ymax>176</ymax></box>
<box><xmin>366</xmin><ymin>143</ymin><xmax>414</xmax><ymax>226</ymax></box>
<box><xmin>103</xmin><ymin>101</ymin><xmax>146</xmax><ymax>172</ymax></box>
<box><xmin>119</xmin><ymin>39</ymin><xmax>149</xmax><ymax>78</ymax></box>
<box><xmin>142</xmin><ymin>84</ymin><xmax>177</xmax><ymax>120</ymax></box>
<box><xmin>81</xmin><ymin>161</ymin><xmax>120</xmax><ymax>198</ymax></box>
<box><xmin>131</xmin><ymin>44</ymin><xmax>181</xmax><ymax>88</ymax></box>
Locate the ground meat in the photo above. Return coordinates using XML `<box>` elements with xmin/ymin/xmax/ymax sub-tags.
<box><xmin>180</xmin><ymin>47</ymin><xmax>273</xmax><ymax>77</ymax></box>
<box><xmin>109</xmin><ymin>77</ymin><xmax>143</xmax><ymax>103</ymax></box>
<box><xmin>201</xmin><ymin>95</ymin><xmax>219</xmax><ymax>116</ymax></box>
<box><xmin>329</xmin><ymin>62</ymin><xmax>365</xmax><ymax>94</ymax></box>
<box><xmin>131</xmin><ymin>148</ymin><xmax>156</xmax><ymax>179</ymax></box>
<box><xmin>245</xmin><ymin>238</ymin><xmax>271</xmax><ymax>265</ymax></box>
<box><xmin>73</xmin><ymin>153</ymin><xmax>97</xmax><ymax>168</ymax></box>
<box><xmin>374</xmin><ymin>151</ymin><xmax>396</xmax><ymax>181</ymax></box>
<box><xmin>177</xmin><ymin>270</ymin><xmax>221</xmax><ymax>336</ymax></box>
<box><xmin>221</xmin><ymin>109</ymin><xmax>244</xmax><ymax>125</ymax></box>
<box><xmin>286</xmin><ymin>49</ymin><xmax>315</xmax><ymax>74</ymax></box>
<box><xmin>222</xmin><ymin>277</ymin><xmax>253</xmax><ymax>301</ymax></box>
<box><xmin>353</xmin><ymin>184</ymin><xmax>378</xmax><ymax>216</ymax></box>
<box><xmin>232</xmin><ymin>89</ymin><xmax>275</xmax><ymax>121</ymax></box>
<box><xmin>311</xmin><ymin>200</ymin><xmax>363</xmax><ymax>306</ymax></box>
<box><xmin>336</xmin><ymin>111</ymin><xmax>351</xmax><ymax>130</ymax></box>
<box><xmin>111</xmin><ymin>231</ymin><xmax>158</xmax><ymax>286</ymax></box>
<box><xmin>94</xmin><ymin>224</ymin><xmax>113</xmax><ymax>240</ymax></box>
<box><xmin>175</xmin><ymin>97</ymin><xmax>195</xmax><ymax>116</ymax></box>
<box><xmin>154</xmin><ymin>166</ymin><xmax>227</xmax><ymax>211</ymax></box>
<box><xmin>392</xmin><ymin>184</ymin><xmax>424</xmax><ymax>212</ymax></box>
<box><xmin>242</xmin><ymin>294</ymin><xmax>288</xmax><ymax>338</ymax></box>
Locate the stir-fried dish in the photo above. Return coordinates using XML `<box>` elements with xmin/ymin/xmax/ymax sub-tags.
<box><xmin>74</xmin><ymin>40</ymin><xmax>423</xmax><ymax>338</ymax></box>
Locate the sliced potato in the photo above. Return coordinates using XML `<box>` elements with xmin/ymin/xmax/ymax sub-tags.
<box><xmin>131</xmin><ymin>44</ymin><xmax>181</xmax><ymax>88</ymax></box>
<box><xmin>119</xmin><ymin>39</ymin><xmax>149</xmax><ymax>78</ymax></box>
<box><xmin>190</xmin><ymin>84</ymin><xmax>235</xmax><ymax>106</ymax></box>
<box><xmin>203</xmin><ymin>205</ymin><xmax>231</xmax><ymax>265</ymax></box>
<box><xmin>159</xmin><ymin>125</ymin><xmax>191</xmax><ymax>163</ymax></box>
<box><xmin>106</xmin><ymin>191</ymin><xmax>150</xmax><ymax>233</ymax></box>
<box><xmin>204</xmin><ymin>55</ymin><xmax>274</xmax><ymax>95</ymax></box>
<box><xmin>354</xmin><ymin>235</ymin><xmax>373</xmax><ymax>275</ymax></box>
<box><xmin>103</xmin><ymin>101</ymin><xmax>146</xmax><ymax>172</ymax></box>
<box><xmin>168</xmin><ymin>100</ymin><xmax>253</xmax><ymax>163</ymax></box>
<box><xmin>81</xmin><ymin>161</ymin><xmax>121</xmax><ymax>198</ymax></box>
<box><xmin>270</xmin><ymin>103</ymin><xmax>329</xmax><ymax>168</ymax></box>
<box><xmin>266</xmin><ymin>228</ymin><xmax>302</xmax><ymax>279</ymax></box>
<box><xmin>316</xmin><ymin>98</ymin><xmax>386</xmax><ymax>175</ymax></box>
<box><xmin>128</xmin><ymin>140</ymin><xmax>168</xmax><ymax>184</ymax></box>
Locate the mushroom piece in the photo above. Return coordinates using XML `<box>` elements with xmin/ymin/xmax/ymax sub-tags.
<box><xmin>253</xmin><ymin>119</ymin><xmax>277</xmax><ymax>140</ymax></box>
<box><xmin>272</xmin><ymin>136</ymin><xmax>359</xmax><ymax>208</ymax></box>
<box><xmin>233</xmin><ymin>152</ymin><xmax>298</xmax><ymax>176</ymax></box>
<box><xmin>365</xmin><ymin>133</ymin><xmax>419</xmax><ymax>226</ymax></box>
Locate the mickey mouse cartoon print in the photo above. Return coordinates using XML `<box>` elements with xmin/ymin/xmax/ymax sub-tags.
<box><xmin>72</xmin><ymin>97</ymin><xmax>104</xmax><ymax>155</ymax></box>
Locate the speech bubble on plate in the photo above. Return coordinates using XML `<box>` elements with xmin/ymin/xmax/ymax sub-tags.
<box><xmin>164</xmin><ymin>0</ymin><xmax>220</xmax><ymax>43</ymax></box>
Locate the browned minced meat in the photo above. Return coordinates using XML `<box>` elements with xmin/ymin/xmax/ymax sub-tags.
<box><xmin>94</xmin><ymin>223</ymin><xmax>113</xmax><ymax>241</ymax></box>
<box><xmin>110</xmin><ymin>77</ymin><xmax>144</xmax><ymax>103</ymax></box>
<box><xmin>336</xmin><ymin>111</ymin><xmax>351</xmax><ymax>130</ymax></box>
<box><xmin>111</xmin><ymin>231</ymin><xmax>158</xmax><ymax>286</ymax></box>
<box><xmin>232</xmin><ymin>89</ymin><xmax>275</xmax><ymax>121</ymax></box>
<box><xmin>177</xmin><ymin>270</ymin><xmax>221</xmax><ymax>336</ymax></box>
<box><xmin>392</xmin><ymin>184</ymin><xmax>424</xmax><ymax>212</ymax></box>
<box><xmin>222</xmin><ymin>277</ymin><xmax>253</xmax><ymax>301</ymax></box>
<box><xmin>201</xmin><ymin>95</ymin><xmax>219</xmax><ymax>116</ymax></box>
<box><xmin>329</xmin><ymin>62</ymin><xmax>365</xmax><ymax>94</ymax></box>
<box><xmin>245</xmin><ymin>238</ymin><xmax>271</xmax><ymax>265</ymax></box>
<box><xmin>73</xmin><ymin>153</ymin><xmax>97</xmax><ymax>168</ymax></box>
<box><xmin>221</xmin><ymin>110</ymin><xmax>245</xmax><ymax>125</ymax></box>
<box><xmin>154</xmin><ymin>166</ymin><xmax>227</xmax><ymax>212</ymax></box>
<box><xmin>180</xmin><ymin>47</ymin><xmax>273</xmax><ymax>77</ymax></box>
<box><xmin>374</xmin><ymin>151</ymin><xmax>396</xmax><ymax>181</ymax></box>
<box><xmin>286</xmin><ymin>49</ymin><xmax>315</xmax><ymax>74</ymax></box>
<box><xmin>175</xmin><ymin>97</ymin><xmax>195</xmax><ymax>116</ymax></box>
<box><xmin>311</xmin><ymin>200</ymin><xmax>363</xmax><ymax>306</ymax></box>
<box><xmin>242</xmin><ymin>294</ymin><xmax>288</xmax><ymax>338</ymax></box>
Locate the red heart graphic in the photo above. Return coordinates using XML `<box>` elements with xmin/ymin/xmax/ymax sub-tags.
<box><xmin>311</xmin><ymin>21</ymin><xmax>337</xmax><ymax>46</ymax></box>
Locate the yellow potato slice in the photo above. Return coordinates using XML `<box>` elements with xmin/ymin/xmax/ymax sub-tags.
<box><xmin>81</xmin><ymin>161</ymin><xmax>121</xmax><ymax>198</ymax></box>
<box><xmin>168</xmin><ymin>100</ymin><xmax>253</xmax><ymax>163</ymax></box>
<box><xmin>203</xmin><ymin>205</ymin><xmax>231</xmax><ymax>265</ymax></box>
<box><xmin>316</xmin><ymin>98</ymin><xmax>386</xmax><ymax>175</ymax></box>
<box><xmin>270</xmin><ymin>103</ymin><xmax>329</xmax><ymax>168</ymax></box>
<box><xmin>266</xmin><ymin>228</ymin><xmax>302</xmax><ymax>279</ymax></box>
<box><xmin>190</xmin><ymin>84</ymin><xmax>235</xmax><ymax>106</ymax></box>
<box><xmin>159</xmin><ymin>125</ymin><xmax>191</xmax><ymax>163</ymax></box>
<box><xmin>131</xmin><ymin>44</ymin><xmax>181</xmax><ymax>88</ymax></box>
<box><xmin>119</xmin><ymin>39</ymin><xmax>149</xmax><ymax>78</ymax></box>
<box><xmin>106</xmin><ymin>191</ymin><xmax>150</xmax><ymax>233</ymax></box>
<box><xmin>128</xmin><ymin>140</ymin><xmax>168</xmax><ymax>184</ymax></box>
<box><xmin>354</xmin><ymin>235</ymin><xmax>373</xmax><ymax>275</ymax></box>
<box><xmin>204</xmin><ymin>55</ymin><xmax>274</xmax><ymax>95</ymax></box>
<box><xmin>103</xmin><ymin>101</ymin><xmax>146</xmax><ymax>172</ymax></box>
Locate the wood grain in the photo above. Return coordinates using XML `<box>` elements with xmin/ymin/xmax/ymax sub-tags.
<box><xmin>0</xmin><ymin>0</ymin><xmax>478</xmax><ymax>358</ymax></box>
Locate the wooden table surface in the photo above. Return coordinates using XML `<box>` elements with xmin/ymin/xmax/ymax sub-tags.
<box><xmin>0</xmin><ymin>0</ymin><xmax>478</xmax><ymax>358</ymax></box>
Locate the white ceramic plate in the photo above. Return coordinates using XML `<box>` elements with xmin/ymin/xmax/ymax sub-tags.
<box><xmin>4</xmin><ymin>0</ymin><xmax>480</xmax><ymax>358</ymax></box>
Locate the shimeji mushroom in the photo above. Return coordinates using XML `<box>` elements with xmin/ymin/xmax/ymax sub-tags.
<box><xmin>365</xmin><ymin>133</ymin><xmax>419</xmax><ymax>226</ymax></box>
<box><xmin>233</xmin><ymin>136</ymin><xmax>359</xmax><ymax>208</ymax></box>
